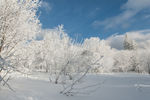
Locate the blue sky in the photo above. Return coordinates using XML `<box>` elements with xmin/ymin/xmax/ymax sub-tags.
<box><xmin>39</xmin><ymin>0</ymin><xmax>150</xmax><ymax>41</ymax></box>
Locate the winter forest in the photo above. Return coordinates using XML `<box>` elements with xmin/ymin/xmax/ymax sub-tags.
<box><xmin>0</xmin><ymin>0</ymin><xmax>150</xmax><ymax>100</ymax></box>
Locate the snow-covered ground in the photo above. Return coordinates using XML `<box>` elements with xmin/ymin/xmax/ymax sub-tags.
<box><xmin>0</xmin><ymin>73</ymin><xmax>150</xmax><ymax>100</ymax></box>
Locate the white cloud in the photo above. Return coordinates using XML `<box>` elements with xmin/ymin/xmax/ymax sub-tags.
<box><xmin>88</xmin><ymin>8</ymin><xmax>100</xmax><ymax>18</ymax></box>
<box><xmin>93</xmin><ymin>0</ymin><xmax>150</xmax><ymax>29</ymax></box>
<box><xmin>41</xmin><ymin>1</ymin><xmax>52</xmax><ymax>13</ymax></box>
<box><xmin>106</xmin><ymin>29</ymin><xmax>150</xmax><ymax>50</ymax></box>
<box><xmin>144</xmin><ymin>14</ymin><xmax>150</xmax><ymax>19</ymax></box>
<box><xmin>106</xmin><ymin>34</ymin><xmax>124</xmax><ymax>50</ymax></box>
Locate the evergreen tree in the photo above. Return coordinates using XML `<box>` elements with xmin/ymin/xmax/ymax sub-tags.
<box><xmin>123</xmin><ymin>34</ymin><xmax>137</xmax><ymax>50</ymax></box>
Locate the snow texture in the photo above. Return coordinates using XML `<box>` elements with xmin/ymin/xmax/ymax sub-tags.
<box><xmin>0</xmin><ymin>73</ymin><xmax>150</xmax><ymax>100</ymax></box>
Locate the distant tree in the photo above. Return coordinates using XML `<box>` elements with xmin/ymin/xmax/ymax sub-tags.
<box><xmin>146</xmin><ymin>56</ymin><xmax>150</xmax><ymax>74</ymax></box>
<box><xmin>123</xmin><ymin>34</ymin><xmax>137</xmax><ymax>50</ymax></box>
<box><xmin>128</xmin><ymin>53</ymin><xmax>140</xmax><ymax>72</ymax></box>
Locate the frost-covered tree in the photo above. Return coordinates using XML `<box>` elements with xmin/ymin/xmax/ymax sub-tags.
<box><xmin>136</xmin><ymin>50</ymin><xmax>150</xmax><ymax>74</ymax></box>
<box><xmin>33</xmin><ymin>25</ymin><xmax>105</xmax><ymax>95</ymax></box>
<box><xmin>0</xmin><ymin>0</ymin><xmax>41</xmax><ymax>84</ymax></box>
<box><xmin>83</xmin><ymin>37</ymin><xmax>114</xmax><ymax>73</ymax></box>
<box><xmin>124</xmin><ymin>34</ymin><xmax>137</xmax><ymax>50</ymax></box>
<box><xmin>113</xmin><ymin>50</ymin><xmax>141</xmax><ymax>73</ymax></box>
<box><xmin>41</xmin><ymin>25</ymin><xmax>74</xmax><ymax>83</ymax></box>
<box><xmin>113</xmin><ymin>51</ymin><xmax>131</xmax><ymax>72</ymax></box>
